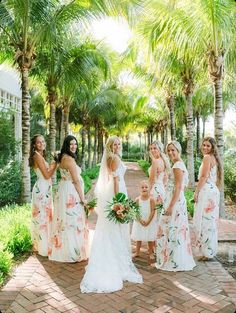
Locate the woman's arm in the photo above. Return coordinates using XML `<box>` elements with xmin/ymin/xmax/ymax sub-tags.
<box><xmin>65</xmin><ymin>157</ymin><xmax>86</xmax><ymax>204</ymax></box>
<box><xmin>194</xmin><ymin>155</ymin><xmax>211</xmax><ymax>202</ymax></box>
<box><xmin>108</xmin><ymin>156</ymin><xmax>120</xmax><ymax>194</ymax></box>
<box><xmin>33</xmin><ymin>154</ymin><xmax>57</xmax><ymax>179</ymax></box>
<box><xmin>144</xmin><ymin>197</ymin><xmax>156</xmax><ymax>226</ymax></box>
<box><xmin>165</xmin><ymin>168</ymin><xmax>183</xmax><ymax>216</ymax></box>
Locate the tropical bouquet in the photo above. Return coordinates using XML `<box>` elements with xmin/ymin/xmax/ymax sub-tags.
<box><xmin>106</xmin><ymin>192</ymin><xmax>141</xmax><ymax>224</ymax></box>
<box><xmin>84</xmin><ymin>198</ymin><xmax>97</xmax><ymax>218</ymax></box>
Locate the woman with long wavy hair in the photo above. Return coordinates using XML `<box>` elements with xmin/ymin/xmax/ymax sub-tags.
<box><xmin>193</xmin><ymin>137</ymin><xmax>222</xmax><ymax>261</ymax></box>
<box><xmin>29</xmin><ymin>134</ymin><xmax>57</xmax><ymax>256</ymax></box>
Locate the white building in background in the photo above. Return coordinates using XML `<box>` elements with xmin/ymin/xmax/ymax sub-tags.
<box><xmin>0</xmin><ymin>64</ymin><xmax>22</xmax><ymax>161</ymax></box>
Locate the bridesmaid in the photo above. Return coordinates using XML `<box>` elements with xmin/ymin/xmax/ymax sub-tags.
<box><xmin>153</xmin><ymin>141</ymin><xmax>196</xmax><ymax>271</ymax></box>
<box><xmin>149</xmin><ymin>140</ymin><xmax>170</xmax><ymax>204</ymax></box>
<box><xmin>29</xmin><ymin>134</ymin><xmax>57</xmax><ymax>256</ymax></box>
<box><xmin>49</xmin><ymin>135</ymin><xmax>89</xmax><ymax>262</ymax></box>
<box><xmin>193</xmin><ymin>137</ymin><xmax>222</xmax><ymax>261</ymax></box>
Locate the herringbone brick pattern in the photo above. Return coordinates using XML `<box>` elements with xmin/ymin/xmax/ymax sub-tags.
<box><xmin>1</xmin><ymin>163</ymin><xmax>236</xmax><ymax>313</ymax></box>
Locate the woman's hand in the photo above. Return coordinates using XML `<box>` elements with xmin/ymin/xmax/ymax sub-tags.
<box><xmin>165</xmin><ymin>206</ymin><xmax>172</xmax><ymax>216</ymax></box>
<box><xmin>140</xmin><ymin>219</ymin><xmax>147</xmax><ymax>226</ymax></box>
<box><xmin>80</xmin><ymin>199</ymin><xmax>87</xmax><ymax>206</ymax></box>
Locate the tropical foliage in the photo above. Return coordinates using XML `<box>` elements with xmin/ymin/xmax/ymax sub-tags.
<box><xmin>0</xmin><ymin>0</ymin><xmax>236</xmax><ymax>217</ymax></box>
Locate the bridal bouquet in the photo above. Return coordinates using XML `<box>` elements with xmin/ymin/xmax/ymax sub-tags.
<box><xmin>84</xmin><ymin>198</ymin><xmax>97</xmax><ymax>218</ymax></box>
<box><xmin>106</xmin><ymin>192</ymin><xmax>141</xmax><ymax>224</ymax></box>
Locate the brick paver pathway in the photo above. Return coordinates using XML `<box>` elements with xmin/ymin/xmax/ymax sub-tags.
<box><xmin>1</xmin><ymin>162</ymin><xmax>236</xmax><ymax>313</ymax></box>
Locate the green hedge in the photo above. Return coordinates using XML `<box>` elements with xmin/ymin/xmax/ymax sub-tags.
<box><xmin>137</xmin><ymin>159</ymin><xmax>150</xmax><ymax>176</ymax></box>
<box><xmin>81</xmin><ymin>165</ymin><xmax>100</xmax><ymax>194</ymax></box>
<box><xmin>0</xmin><ymin>161</ymin><xmax>22</xmax><ymax>207</ymax></box>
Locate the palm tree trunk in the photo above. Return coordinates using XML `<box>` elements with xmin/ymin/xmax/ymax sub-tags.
<box><xmin>208</xmin><ymin>49</ymin><xmax>225</xmax><ymax>217</ymax></box>
<box><xmin>81</xmin><ymin>126</ymin><xmax>86</xmax><ymax>171</ymax></box>
<box><xmin>60</xmin><ymin>109</ymin><xmax>65</xmax><ymax>147</ymax></box>
<box><xmin>214</xmin><ymin>79</ymin><xmax>225</xmax><ymax>217</ymax></box>
<box><xmin>164</xmin><ymin>125</ymin><xmax>168</xmax><ymax>148</ymax></box>
<box><xmin>92</xmin><ymin>126</ymin><xmax>98</xmax><ymax>166</ymax></box>
<box><xmin>64</xmin><ymin>106</ymin><xmax>70</xmax><ymax>138</ymax></box>
<box><xmin>98</xmin><ymin>125</ymin><xmax>103</xmax><ymax>163</ymax></box>
<box><xmin>185</xmin><ymin>91</ymin><xmax>195</xmax><ymax>189</ymax></box>
<box><xmin>196</xmin><ymin>111</ymin><xmax>201</xmax><ymax>155</ymax></box>
<box><xmin>87</xmin><ymin>125</ymin><xmax>92</xmax><ymax>168</ymax></box>
<box><xmin>202</xmin><ymin>116</ymin><xmax>206</xmax><ymax>139</ymax></box>
<box><xmin>48</xmin><ymin>92</ymin><xmax>57</xmax><ymax>153</ymax></box>
<box><xmin>161</xmin><ymin>128</ymin><xmax>164</xmax><ymax>145</ymax></box>
<box><xmin>166</xmin><ymin>93</ymin><xmax>176</xmax><ymax>140</ymax></box>
<box><xmin>21</xmin><ymin>68</ymin><xmax>31</xmax><ymax>202</ymax></box>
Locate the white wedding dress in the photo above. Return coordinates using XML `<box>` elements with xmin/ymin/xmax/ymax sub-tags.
<box><xmin>80</xmin><ymin>160</ymin><xmax>143</xmax><ymax>293</ymax></box>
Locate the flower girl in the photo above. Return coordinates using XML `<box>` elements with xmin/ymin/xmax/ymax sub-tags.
<box><xmin>131</xmin><ymin>180</ymin><xmax>156</xmax><ymax>262</ymax></box>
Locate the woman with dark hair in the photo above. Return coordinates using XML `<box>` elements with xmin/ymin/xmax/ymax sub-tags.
<box><xmin>193</xmin><ymin>137</ymin><xmax>222</xmax><ymax>261</ymax></box>
<box><xmin>29</xmin><ymin>134</ymin><xmax>57</xmax><ymax>256</ymax></box>
<box><xmin>49</xmin><ymin>135</ymin><xmax>89</xmax><ymax>262</ymax></box>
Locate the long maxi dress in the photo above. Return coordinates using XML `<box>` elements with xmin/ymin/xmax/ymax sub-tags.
<box><xmin>155</xmin><ymin>161</ymin><xmax>196</xmax><ymax>271</ymax></box>
<box><xmin>49</xmin><ymin>165</ymin><xmax>89</xmax><ymax>262</ymax></box>
<box><xmin>31</xmin><ymin>162</ymin><xmax>53</xmax><ymax>257</ymax></box>
<box><xmin>80</xmin><ymin>160</ymin><xmax>143</xmax><ymax>293</ymax></box>
<box><xmin>193</xmin><ymin>165</ymin><xmax>220</xmax><ymax>258</ymax></box>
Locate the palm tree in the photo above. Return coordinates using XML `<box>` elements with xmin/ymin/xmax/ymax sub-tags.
<box><xmin>0</xmin><ymin>0</ymin><xmax>142</xmax><ymax>202</ymax></box>
<box><xmin>141</xmin><ymin>0</ymin><xmax>236</xmax><ymax>214</ymax></box>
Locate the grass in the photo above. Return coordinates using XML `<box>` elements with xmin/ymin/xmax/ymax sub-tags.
<box><xmin>0</xmin><ymin>204</ymin><xmax>32</xmax><ymax>286</ymax></box>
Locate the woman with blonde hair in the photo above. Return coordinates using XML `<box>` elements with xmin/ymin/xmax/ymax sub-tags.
<box><xmin>153</xmin><ymin>141</ymin><xmax>195</xmax><ymax>271</ymax></box>
<box><xmin>193</xmin><ymin>137</ymin><xmax>222</xmax><ymax>261</ymax></box>
<box><xmin>80</xmin><ymin>136</ymin><xmax>142</xmax><ymax>293</ymax></box>
<box><xmin>149</xmin><ymin>140</ymin><xmax>170</xmax><ymax>204</ymax></box>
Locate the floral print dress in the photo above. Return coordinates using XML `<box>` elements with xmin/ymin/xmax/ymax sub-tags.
<box><xmin>155</xmin><ymin>161</ymin><xmax>196</xmax><ymax>271</ymax></box>
<box><xmin>49</xmin><ymin>165</ymin><xmax>89</xmax><ymax>262</ymax></box>
<box><xmin>31</xmin><ymin>164</ymin><xmax>53</xmax><ymax>257</ymax></box>
<box><xmin>193</xmin><ymin>165</ymin><xmax>220</xmax><ymax>258</ymax></box>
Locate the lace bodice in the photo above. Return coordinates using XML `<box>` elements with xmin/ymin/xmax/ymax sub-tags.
<box><xmin>111</xmin><ymin>161</ymin><xmax>126</xmax><ymax>179</ymax></box>
<box><xmin>198</xmin><ymin>164</ymin><xmax>217</xmax><ymax>184</ymax></box>
<box><xmin>167</xmin><ymin>161</ymin><xmax>189</xmax><ymax>191</ymax></box>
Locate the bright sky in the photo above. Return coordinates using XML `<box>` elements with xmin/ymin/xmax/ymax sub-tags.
<box><xmin>91</xmin><ymin>17</ymin><xmax>132</xmax><ymax>53</ymax></box>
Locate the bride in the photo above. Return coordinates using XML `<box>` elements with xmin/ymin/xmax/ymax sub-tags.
<box><xmin>80</xmin><ymin>136</ymin><xmax>143</xmax><ymax>293</ymax></box>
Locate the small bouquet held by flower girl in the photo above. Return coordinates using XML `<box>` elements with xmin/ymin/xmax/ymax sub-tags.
<box><xmin>84</xmin><ymin>199</ymin><xmax>97</xmax><ymax>218</ymax></box>
<box><xmin>106</xmin><ymin>192</ymin><xmax>141</xmax><ymax>224</ymax></box>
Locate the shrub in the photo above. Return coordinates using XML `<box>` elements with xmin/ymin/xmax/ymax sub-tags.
<box><xmin>0</xmin><ymin>245</ymin><xmax>13</xmax><ymax>285</ymax></box>
<box><xmin>7</xmin><ymin>224</ymin><xmax>32</xmax><ymax>257</ymax></box>
<box><xmin>81</xmin><ymin>165</ymin><xmax>100</xmax><ymax>194</ymax></box>
<box><xmin>0</xmin><ymin>161</ymin><xmax>22</xmax><ymax>206</ymax></box>
<box><xmin>137</xmin><ymin>160</ymin><xmax>150</xmax><ymax>176</ymax></box>
<box><xmin>185</xmin><ymin>189</ymin><xmax>194</xmax><ymax>217</ymax></box>
<box><xmin>224</xmin><ymin>152</ymin><xmax>236</xmax><ymax>202</ymax></box>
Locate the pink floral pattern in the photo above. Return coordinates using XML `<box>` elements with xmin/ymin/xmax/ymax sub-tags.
<box><xmin>155</xmin><ymin>161</ymin><xmax>196</xmax><ymax>271</ymax></box>
<box><xmin>31</xmin><ymin>167</ymin><xmax>53</xmax><ymax>257</ymax></box>
<box><xmin>193</xmin><ymin>165</ymin><xmax>220</xmax><ymax>258</ymax></box>
<box><xmin>49</xmin><ymin>166</ymin><xmax>89</xmax><ymax>263</ymax></box>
